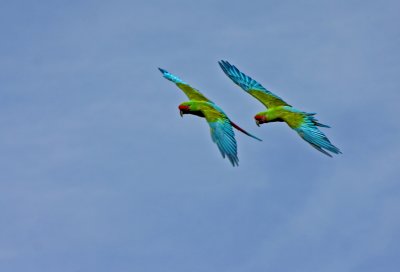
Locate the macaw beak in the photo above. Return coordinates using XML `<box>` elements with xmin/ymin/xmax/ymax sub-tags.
<box><xmin>180</xmin><ymin>110</ymin><xmax>183</xmax><ymax>117</ymax></box>
<box><xmin>255</xmin><ymin>120</ymin><xmax>260</xmax><ymax>127</ymax></box>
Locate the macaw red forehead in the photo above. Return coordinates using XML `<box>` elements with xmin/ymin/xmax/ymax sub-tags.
<box><xmin>178</xmin><ymin>104</ymin><xmax>190</xmax><ymax>111</ymax></box>
<box><xmin>254</xmin><ymin>114</ymin><xmax>263</xmax><ymax>120</ymax></box>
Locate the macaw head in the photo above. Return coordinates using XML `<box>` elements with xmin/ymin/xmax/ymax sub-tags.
<box><xmin>254</xmin><ymin>112</ymin><xmax>267</xmax><ymax>126</ymax></box>
<box><xmin>178</xmin><ymin>102</ymin><xmax>191</xmax><ymax>117</ymax></box>
<box><xmin>178</xmin><ymin>102</ymin><xmax>205</xmax><ymax>118</ymax></box>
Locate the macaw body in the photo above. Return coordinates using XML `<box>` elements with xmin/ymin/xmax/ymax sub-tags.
<box><xmin>219</xmin><ymin>60</ymin><xmax>341</xmax><ymax>157</ymax></box>
<box><xmin>158</xmin><ymin>68</ymin><xmax>261</xmax><ymax>166</ymax></box>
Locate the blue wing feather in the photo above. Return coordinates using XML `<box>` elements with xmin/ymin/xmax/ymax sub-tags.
<box><xmin>209</xmin><ymin>120</ymin><xmax>239</xmax><ymax>166</ymax></box>
<box><xmin>158</xmin><ymin>68</ymin><xmax>185</xmax><ymax>84</ymax></box>
<box><xmin>218</xmin><ymin>60</ymin><xmax>286</xmax><ymax>102</ymax></box>
<box><xmin>294</xmin><ymin>115</ymin><xmax>341</xmax><ymax>157</ymax></box>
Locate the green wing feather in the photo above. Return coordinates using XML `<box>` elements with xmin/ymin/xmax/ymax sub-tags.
<box><xmin>175</xmin><ymin>82</ymin><xmax>210</xmax><ymax>102</ymax></box>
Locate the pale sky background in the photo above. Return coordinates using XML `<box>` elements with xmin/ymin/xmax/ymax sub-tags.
<box><xmin>1</xmin><ymin>0</ymin><xmax>399</xmax><ymax>271</ymax></box>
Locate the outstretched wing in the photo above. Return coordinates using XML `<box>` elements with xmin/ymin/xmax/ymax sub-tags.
<box><xmin>202</xmin><ymin>104</ymin><xmax>239</xmax><ymax>166</ymax></box>
<box><xmin>158</xmin><ymin>68</ymin><xmax>211</xmax><ymax>102</ymax></box>
<box><xmin>290</xmin><ymin>111</ymin><xmax>341</xmax><ymax>157</ymax></box>
<box><xmin>218</xmin><ymin>60</ymin><xmax>290</xmax><ymax>109</ymax></box>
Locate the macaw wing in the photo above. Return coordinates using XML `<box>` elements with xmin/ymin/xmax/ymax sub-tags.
<box><xmin>203</xmin><ymin>106</ymin><xmax>239</xmax><ymax>166</ymax></box>
<box><xmin>219</xmin><ymin>60</ymin><xmax>290</xmax><ymax>109</ymax></box>
<box><xmin>291</xmin><ymin>112</ymin><xmax>341</xmax><ymax>157</ymax></box>
<box><xmin>158</xmin><ymin>68</ymin><xmax>211</xmax><ymax>102</ymax></box>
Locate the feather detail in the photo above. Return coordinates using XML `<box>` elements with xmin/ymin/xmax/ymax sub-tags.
<box><xmin>218</xmin><ymin>60</ymin><xmax>290</xmax><ymax>108</ymax></box>
<box><xmin>209</xmin><ymin>120</ymin><xmax>239</xmax><ymax>166</ymax></box>
<box><xmin>294</xmin><ymin>115</ymin><xmax>341</xmax><ymax>157</ymax></box>
<box><xmin>158</xmin><ymin>68</ymin><xmax>184</xmax><ymax>84</ymax></box>
<box><xmin>158</xmin><ymin>67</ymin><xmax>211</xmax><ymax>102</ymax></box>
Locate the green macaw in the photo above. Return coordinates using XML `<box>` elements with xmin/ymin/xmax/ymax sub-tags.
<box><xmin>158</xmin><ymin>67</ymin><xmax>261</xmax><ymax>166</ymax></box>
<box><xmin>219</xmin><ymin>60</ymin><xmax>341</xmax><ymax>157</ymax></box>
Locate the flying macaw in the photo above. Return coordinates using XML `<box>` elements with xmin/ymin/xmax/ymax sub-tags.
<box><xmin>158</xmin><ymin>67</ymin><xmax>261</xmax><ymax>166</ymax></box>
<box><xmin>218</xmin><ymin>60</ymin><xmax>341</xmax><ymax>157</ymax></box>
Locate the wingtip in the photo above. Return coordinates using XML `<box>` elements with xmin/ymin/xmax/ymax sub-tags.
<box><xmin>218</xmin><ymin>60</ymin><xmax>230</xmax><ymax>68</ymax></box>
<box><xmin>158</xmin><ymin>67</ymin><xmax>167</xmax><ymax>74</ymax></box>
<box><xmin>218</xmin><ymin>60</ymin><xmax>232</xmax><ymax>76</ymax></box>
<box><xmin>229</xmin><ymin>157</ymin><xmax>239</xmax><ymax>167</ymax></box>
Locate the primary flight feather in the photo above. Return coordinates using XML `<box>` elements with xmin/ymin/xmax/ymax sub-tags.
<box><xmin>158</xmin><ymin>67</ymin><xmax>261</xmax><ymax>166</ymax></box>
<box><xmin>218</xmin><ymin>60</ymin><xmax>341</xmax><ymax>157</ymax></box>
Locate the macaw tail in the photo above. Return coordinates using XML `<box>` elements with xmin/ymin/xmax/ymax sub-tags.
<box><xmin>294</xmin><ymin>116</ymin><xmax>341</xmax><ymax>157</ymax></box>
<box><xmin>158</xmin><ymin>68</ymin><xmax>185</xmax><ymax>84</ymax></box>
<box><xmin>230</xmin><ymin>121</ymin><xmax>262</xmax><ymax>141</ymax></box>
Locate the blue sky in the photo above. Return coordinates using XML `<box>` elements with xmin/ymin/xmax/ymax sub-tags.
<box><xmin>1</xmin><ymin>0</ymin><xmax>399</xmax><ymax>271</ymax></box>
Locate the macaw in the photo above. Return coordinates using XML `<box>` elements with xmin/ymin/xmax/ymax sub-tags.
<box><xmin>158</xmin><ymin>68</ymin><xmax>262</xmax><ymax>166</ymax></box>
<box><xmin>218</xmin><ymin>60</ymin><xmax>341</xmax><ymax>157</ymax></box>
